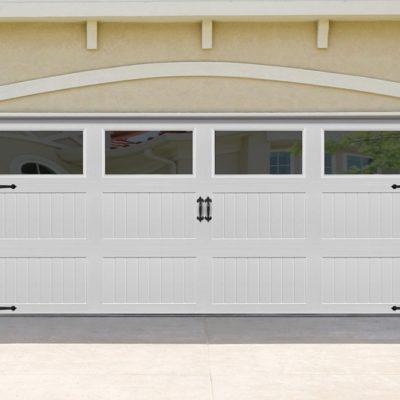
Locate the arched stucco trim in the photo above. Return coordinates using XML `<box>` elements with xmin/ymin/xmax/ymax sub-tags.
<box><xmin>1</xmin><ymin>62</ymin><xmax>400</xmax><ymax>101</ymax></box>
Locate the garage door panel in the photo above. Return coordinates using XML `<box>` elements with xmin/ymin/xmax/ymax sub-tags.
<box><xmin>102</xmin><ymin>257</ymin><xmax>197</xmax><ymax>304</ymax></box>
<box><xmin>0</xmin><ymin>257</ymin><xmax>87</xmax><ymax>304</ymax></box>
<box><xmin>212</xmin><ymin>257</ymin><xmax>307</xmax><ymax>304</ymax></box>
<box><xmin>0</xmin><ymin>192</ymin><xmax>87</xmax><ymax>239</ymax></box>
<box><xmin>212</xmin><ymin>192</ymin><xmax>306</xmax><ymax>239</ymax></box>
<box><xmin>322</xmin><ymin>192</ymin><xmax>400</xmax><ymax>238</ymax></box>
<box><xmin>322</xmin><ymin>257</ymin><xmax>400</xmax><ymax>304</ymax></box>
<box><xmin>102</xmin><ymin>192</ymin><xmax>196</xmax><ymax>239</ymax></box>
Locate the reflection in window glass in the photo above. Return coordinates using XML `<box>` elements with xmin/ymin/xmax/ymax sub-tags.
<box><xmin>214</xmin><ymin>131</ymin><xmax>302</xmax><ymax>175</ymax></box>
<box><xmin>270</xmin><ymin>151</ymin><xmax>291</xmax><ymax>174</ymax></box>
<box><xmin>21</xmin><ymin>162</ymin><xmax>56</xmax><ymax>174</ymax></box>
<box><xmin>105</xmin><ymin>131</ymin><xmax>193</xmax><ymax>175</ymax></box>
<box><xmin>325</xmin><ymin>153</ymin><xmax>333</xmax><ymax>174</ymax></box>
<box><xmin>325</xmin><ymin>131</ymin><xmax>400</xmax><ymax>174</ymax></box>
<box><xmin>0</xmin><ymin>131</ymin><xmax>84</xmax><ymax>175</ymax></box>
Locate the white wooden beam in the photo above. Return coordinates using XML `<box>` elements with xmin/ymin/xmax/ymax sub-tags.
<box><xmin>86</xmin><ymin>20</ymin><xmax>98</xmax><ymax>50</ymax></box>
<box><xmin>201</xmin><ymin>20</ymin><xmax>213</xmax><ymax>50</ymax></box>
<box><xmin>317</xmin><ymin>19</ymin><xmax>330</xmax><ymax>49</ymax></box>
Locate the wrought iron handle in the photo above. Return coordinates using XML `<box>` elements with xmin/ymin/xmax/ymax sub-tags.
<box><xmin>205</xmin><ymin>197</ymin><xmax>212</xmax><ymax>222</ymax></box>
<box><xmin>392</xmin><ymin>305</ymin><xmax>400</xmax><ymax>311</ymax></box>
<box><xmin>392</xmin><ymin>184</ymin><xmax>400</xmax><ymax>190</ymax></box>
<box><xmin>0</xmin><ymin>185</ymin><xmax>16</xmax><ymax>189</ymax></box>
<box><xmin>0</xmin><ymin>306</ymin><xmax>16</xmax><ymax>311</ymax></box>
<box><xmin>197</xmin><ymin>197</ymin><xmax>204</xmax><ymax>222</ymax></box>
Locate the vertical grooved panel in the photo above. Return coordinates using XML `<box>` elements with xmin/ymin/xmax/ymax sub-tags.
<box><xmin>0</xmin><ymin>193</ymin><xmax>86</xmax><ymax>239</ymax></box>
<box><xmin>323</xmin><ymin>193</ymin><xmax>400</xmax><ymax>238</ymax></box>
<box><xmin>213</xmin><ymin>192</ymin><xmax>306</xmax><ymax>239</ymax></box>
<box><xmin>322</xmin><ymin>257</ymin><xmax>400</xmax><ymax>304</ymax></box>
<box><xmin>0</xmin><ymin>258</ymin><xmax>87</xmax><ymax>304</ymax></box>
<box><xmin>212</xmin><ymin>257</ymin><xmax>307</xmax><ymax>304</ymax></box>
<box><xmin>103</xmin><ymin>193</ymin><xmax>195</xmax><ymax>238</ymax></box>
<box><xmin>102</xmin><ymin>257</ymin><xmax>197</xmax><ymax>304</ymax></box>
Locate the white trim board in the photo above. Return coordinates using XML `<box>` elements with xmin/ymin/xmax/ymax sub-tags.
<box><xmin>1</xmin><ymin>1</ymin><xmax>400</xmax><ymax>21</ymax></box>
<box><xmin>1</xmin><ymin>62</ymin><xmax>400</xmax><ymax>101</ymax></box>
<box><xmin>2</xmin><ymin>112</ymin><xmax>400</xmax><ymax>121</ymax></box>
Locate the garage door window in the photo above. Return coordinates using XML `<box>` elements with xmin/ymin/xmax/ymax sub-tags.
<box><xmin>325</xmin><ymin>131</ymin><xmax>400</xmax><ymax>174</ymax></box>
<box><xmin>105</xmin><ymin>131</ymin><xmax>193</xmax><ymax>175</ymax></box>
<box><xmin>0</xmin><ymin>131</ymin><xmax>84</xmax><ymax>175</ymax></box>
<box><xmin>214</xmin><ymin>131</ymin><xmax>303</xmax><ymax>175</ymax></box>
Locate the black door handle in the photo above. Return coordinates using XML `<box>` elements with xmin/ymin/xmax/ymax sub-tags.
<box><xmin>0</xmin><ymin>185</ymin><xmax>16</xmax><ymax>189</ymax></box>
<box><xmin>205</xmin><ymin>197</ymin><xmax>212</xmax><ymax>222</ymax></box>
<box><xmin>0</xmin><ymin>306</ymin><xmax>16</xmax><ymax>311</ymax></box>
<box><xmin>392</xmin><ymin>184</ymin><xmax>400</xmax><ymax>190</ymax></box>
<box><xmin>197</xmin><ymin>197</ymin><xmax>204</xmax><ymax>222</ymax></box>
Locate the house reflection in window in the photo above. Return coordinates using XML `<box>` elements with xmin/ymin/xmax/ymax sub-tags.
<box><xmin>105</xmin><ymin>131</ymin><xmax>193</xmax><ymax>175</ymax></box>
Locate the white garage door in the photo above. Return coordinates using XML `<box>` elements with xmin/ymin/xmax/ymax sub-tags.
<box><xmin>0</xmin><ymin>117</ymin><xmax>400</xmax><ymax>314</ymax></box>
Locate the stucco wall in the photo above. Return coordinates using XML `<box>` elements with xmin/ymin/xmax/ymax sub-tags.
<box><xmin>1</xmin><ymin>21</ymin><xmax>400</xmax><ymax>112</ymax></box>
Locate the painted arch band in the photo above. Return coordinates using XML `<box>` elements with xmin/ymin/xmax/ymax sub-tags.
<box><xmin>0</xmin><ymin>62</ymin><xmax>400</xmax><ymax>101</ymax></box>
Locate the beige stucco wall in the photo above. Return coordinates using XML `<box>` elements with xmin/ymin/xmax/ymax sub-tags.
<box><xmin>1</xmin><ymin>21</ymin><xmax>400</xmax><ymax>112</ymax></box>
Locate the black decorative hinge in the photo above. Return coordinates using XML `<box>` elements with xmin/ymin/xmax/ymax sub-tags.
<box><xmin>392</xmin><ymin>306</ymin><xmax>400</xmax><ymax>311</ymax></box>
<box><xmin>0</xmin><ymin>185</ymin><xmax>16</xmax><ymax>190</ymax></box>
<box><xmin>0</xmin><ymin>306</ymin><xmax>16</xmax><ymax>311</ymax></box>
<box><xmin>197</xmin><ymin>197</ymin><xmax>204</xmax><ymax>222</ymax></box>
<box><xmin>205</xmin><ymin>197</ymin><xmax>212</xmax><ymax>222</ymax></box>
<box><xmin>392</xmin><ymin>184</ymin><xmax>400</xmax><ymax>190</ymax></box>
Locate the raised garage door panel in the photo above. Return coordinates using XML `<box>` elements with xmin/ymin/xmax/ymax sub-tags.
<box><xmin>102</xmin><ymin>257</ymin><xmax>197</xmax><ymax>304</ymax></box>
<box><xmin>0</xmin><ymin>192</ymin><xmax>86</xmax><ymax>239</ymax></box>
<box><xmin>0</xmin><ymin>258</ymin><xmax>87</xmax><ymax>304</ymax></box>
<box><xmin>102</xmin><ymin>192</ymin><xmax>196</xmax><ymax>239</ymax></box>
<box><xmin>323</xmin><ymin>192</ymin><xmax>400</xmax><ymax>238</ymax></box>
<box><xmin>322</xmin><ymin>258</ymin><xmax>400</xmax><ymax>304</ymax></box>
<box><xmin>212</xmin><ymin>257</ymin><xmax>307</xmax><ymax>304</ymax></box>
<box><xmin>212</xmin><ymin>192</ymin><xmax>306</xmax><ymax>239</ymax></box>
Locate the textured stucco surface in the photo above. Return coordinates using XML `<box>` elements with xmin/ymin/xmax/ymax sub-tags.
<box><xmin>1</xmin><ymin>21</ymin><xmax>400</xmax><ymax>112</ymax></box>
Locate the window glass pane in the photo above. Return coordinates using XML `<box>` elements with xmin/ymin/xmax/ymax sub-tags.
<box><xmin>325</xmin><ymin>153</ymin><xmax>333</xmax><ymax>174</ymax></box>
<box><xmin>325</xmin><ymin>131</ymin><xmax>400</xmax><ymax>175</ymax></box>
<box><xmin>0</xmin><ymin>131</ymin><xmax>84</xmax><ymax>175</ymax></box>
<box><xmin>105</xmin><ymin>131</ymin><xmax>193</xmax><ymax>175</ymax></box>
<box><xmin>215</xmin><ymin>131</ymin><xmax>302</xmax><ymax>175</ymax></box>
<box><xmin>21</xmin><ymin>163</ymin><xmax>39</xmax><ymax>174</ymax></box>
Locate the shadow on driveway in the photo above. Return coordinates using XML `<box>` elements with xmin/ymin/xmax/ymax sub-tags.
<box><xmin>0</xmin><ymin>316</ymin><xmax>400</xmax><ymax>344</ymax></box>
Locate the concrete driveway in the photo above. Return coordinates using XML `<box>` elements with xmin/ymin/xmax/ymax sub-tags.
<box><xmin>0</xmin><ymin>316</ymin><xmax>400</xmax><ymax>399</ymax></box>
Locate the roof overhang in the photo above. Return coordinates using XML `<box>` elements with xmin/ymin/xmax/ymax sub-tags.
<box><xmin>1</xmin><ymin>1</ymin><xmax>400</xmax><ymax>22</ymax></box>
